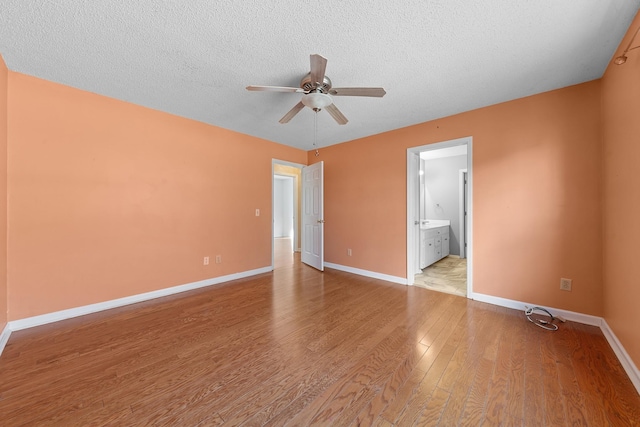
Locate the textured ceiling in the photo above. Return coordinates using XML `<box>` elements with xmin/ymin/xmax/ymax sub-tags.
<box><xmin>1</xmin><ymin>1</ymin><xmax>638</xmax><ymax>150</ymax></box>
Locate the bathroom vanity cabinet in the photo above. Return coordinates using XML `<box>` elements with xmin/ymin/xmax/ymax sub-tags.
<box><xmin>420</xmin><ymin>225</ymin><xmax>450</xmax><ymax>269</ymax></box>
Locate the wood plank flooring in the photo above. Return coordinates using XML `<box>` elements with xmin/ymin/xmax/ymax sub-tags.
<box><xmin>1</xmin><ymin>245</ymin><xmax>639</xmax><ymax>425</ymax></box>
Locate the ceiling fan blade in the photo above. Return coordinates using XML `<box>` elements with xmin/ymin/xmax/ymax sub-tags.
<box><xmin>310</xmin><ymin>54</ymin><xmax>327</xmax><ymax>86</ymax></box>
<box><xmin>329</xmin><ymin>87</ymin><xmax>386</xmax><ymax>97</ymax></box>
<box><xmin>246</xmin><ymin>85</ymin><xmax>304</xmax><ymax>93</ymax></box>
<box><xmin>325</xmin><ymin>103</ymin><xmax>348</xmax><ymax>125</ymax></box>
<box><xmin>279</xmin><ymin>101</ymin><xmax>305</xmax><ymax>124</ymax></box>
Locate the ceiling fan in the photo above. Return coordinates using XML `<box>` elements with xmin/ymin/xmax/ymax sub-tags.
<box><xmin>246</xmin><ymin>54</ymin><xmax>386</xmax><ymax>125</ymax></box>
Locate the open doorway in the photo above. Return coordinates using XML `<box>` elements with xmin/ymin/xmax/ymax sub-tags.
<box><xmin>406</xmin><ymin>137</ymin><xmax>473</xmax><ymax>297</ymax></box>
<box><xmin>274</xmin><ymin>174</ymin><xmax>294</xmax><ymax>265</ymax></box>
<box><xmin>272</xmin><ymin>160</ymin><xmax>304</xmax><ymax>269</ymax></box>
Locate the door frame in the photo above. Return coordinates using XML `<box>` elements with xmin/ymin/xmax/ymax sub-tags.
<box><xmin>406</xmin><ymin>136</ymin><xmax>473</xmax><ymax>297</ymax></box>
<box><xmin>459</xmin><ymin>169</ymin><xmax>468</xmax><ymax>259</ymax></box>
<box><xmin>272</xmin><ymin>159</ymin><xmax>305</xmax><ymax>270</ymax></box>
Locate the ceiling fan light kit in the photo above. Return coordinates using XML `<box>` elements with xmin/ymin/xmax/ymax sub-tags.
<box><xmin>246</xmin><ymin>54</ymin><xmax>386</xmax><ymax>125</ymax></box>
<box><xmin>302</xmin><ymin>93</ymin><xmax>333</xmax><ymax>110</ymax></box>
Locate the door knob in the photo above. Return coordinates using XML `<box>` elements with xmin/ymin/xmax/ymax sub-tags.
<box><xmin>317</xmin><ymin>219</ymin><xmax>325</xmax><ymax>223</ymax></box>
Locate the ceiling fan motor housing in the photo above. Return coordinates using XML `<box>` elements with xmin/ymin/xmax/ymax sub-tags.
<box><xmin>301</xmin><ymin>73</ymin><xmax>332</xmax><ymax>93</ymax></box>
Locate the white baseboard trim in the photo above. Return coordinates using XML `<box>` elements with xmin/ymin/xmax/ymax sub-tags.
<box><xmin>469</xmin><ymin>291</ymin><xmax>640</xmax><ymax>395</ymax></box>
<box><xmin>600</xmin><ymin>319</ymin><xmax>640</xmax><ymax>394</ymax></box>
<box><xmin>0</xmin><ymin>324</ymin><xmax>11</xmax><ymax>357</ymax></box>
<box><xmin>8</xmin><ymin>266</ymin><xmax>272</xmax><ymax>332</ymax></box>
<box><xmin>324</xmin><ymin>262</ymin><xmax>407</xmax><ymax>285</ymax></box>
<box><xmin>468</xmin><ymin>292</ymin><xmax>602</xmax><ymax>326</ymax></box>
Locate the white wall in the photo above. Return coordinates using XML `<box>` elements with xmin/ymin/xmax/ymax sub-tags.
<box><xmin>274</xmin><ymin>176</ymin><xmax>294</xmax><ymax>238</ymax></box>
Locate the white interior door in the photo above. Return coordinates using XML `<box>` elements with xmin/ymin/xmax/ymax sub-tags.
<box><xmin>301</xmin><ymin>161</ymin><xmax>324</xmax><ymax>271</ymax></box>
<box><xmin>406</xmin><ymin>152</ymin><xmax>421</xmax><ymax>283</ymax></box>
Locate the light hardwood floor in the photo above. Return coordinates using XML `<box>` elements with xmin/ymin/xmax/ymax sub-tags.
<box><xmin>0</xmin><ymin>241</ymin><xmax>638</xmax><ymax>426</ymax></box>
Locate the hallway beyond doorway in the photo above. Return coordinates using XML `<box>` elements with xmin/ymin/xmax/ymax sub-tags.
<box><xmin>274</xmin><ymin>237</ymin><xmax>296</xmax><ymax>268</ymax></box>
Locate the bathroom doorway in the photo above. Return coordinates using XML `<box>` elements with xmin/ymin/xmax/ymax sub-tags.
<box><xmin>406</xmin><ymin>137</ymin><xmax>473</xmax><ymax>297</ymax></box>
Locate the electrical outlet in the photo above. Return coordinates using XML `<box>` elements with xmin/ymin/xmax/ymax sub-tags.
<box><xmin>347</xmin><ymin>248</ymin><xmax>352</xmax><ymax>256</ymax></box>
<box><xmin>255</xmin><ymin>209</ymin><xmax>260</xmax><ymax>216</ymax></box>
<box><xmin>215</xmin><ymin>255</ymin><xmax>222</xmax><ymax>264</ymax></box>
<box><xmin>203</xmin><ymin>256</ymin><xmax>209</xmax><ymax>265</ymax></box>
<box><xmin>560</xmin><ymin>278</ymin><xmax>572</xmax><ymax>291</ymax></box>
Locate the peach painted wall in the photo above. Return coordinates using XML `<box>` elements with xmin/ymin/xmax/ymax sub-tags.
<box><xmin>7</xmin><ymin>72</ymin><xmax>306</xmax><ymax>320</ymax></box>
<box><xmin>602</xmin><ymin>13</ymin><xmax>640</xmax><ymax>367</ymax></box>
<box><xmin>312</xmin><ymin>80</ymin><xmax>603</xmax><ymax>316</ymax></box>
<box><xmin>0</xmin><ymin>55</ymin><xmax>7</xmax><ymax>329</ymax></box>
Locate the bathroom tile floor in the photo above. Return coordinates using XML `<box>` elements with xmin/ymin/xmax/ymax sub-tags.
<box><xmin>414</xmin><ymin>255</ymin><xmax>467</xmax><ymax>297</ymax></box>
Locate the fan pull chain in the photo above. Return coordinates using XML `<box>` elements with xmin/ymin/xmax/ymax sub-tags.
<box><xmin>314</xmin><ymin>110</ymin><xmax>320</xmax><ymax>156</ymax></box>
